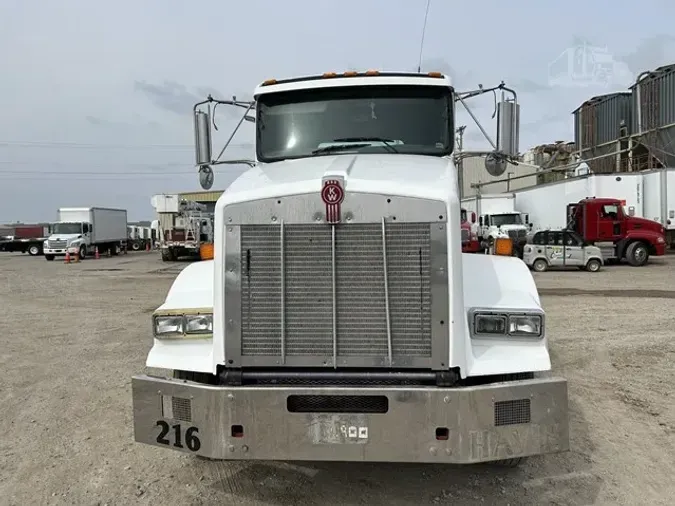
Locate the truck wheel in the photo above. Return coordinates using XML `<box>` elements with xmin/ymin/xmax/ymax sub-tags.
<box><xmin>625</xmin><ymin>241</ymin><xmax>649</xmax><ymax>267</ymax></box>
<box><xmin>79</xmin><ymin>244</ymin><xmax>87</xmax><ymax>260</ymax></box>
<box><xmin>45</xmin><ymin>255</ymin><xmax>55</xmax><ymax>261</ymax></box>
<box><xmin>585</xmin><ymin>258</ymin><xmax>601</xmax><ymax>272</ymax></box>
<box><xmin>28</xmin><ymin>245</ymin><xmax>40</xmax><ymax>256</ymax></box>
<box><xmin>532</xmin><ymin>259</ymin><xmax>548</xmax><ymax>272</ymax></box>
<box><xmin>132</xmin><ymin>241</ymin><xmax>141</xmax><ymax>251</ymax></box>
<box><xmin>161</xmin><ymin>249</ymin><xmax>174</xmax><ymax>262</ymax></box>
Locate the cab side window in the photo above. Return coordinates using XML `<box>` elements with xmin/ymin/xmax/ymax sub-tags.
<box><xmin>601</xmin><ymin>204</ymin><xmax>619</xmax><ymax>219</ymax></box>
<box><xmin>533</xmin><ymin>231</ymin><xmax>547</xmax><ymax>245</ymax></box>
<box><xmin>563</xmin><ymin>231</ymin><xmax>580</xmax><ymax>246</ymax></box>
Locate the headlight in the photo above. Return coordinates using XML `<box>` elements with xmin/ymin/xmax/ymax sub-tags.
<box><xmin>152</xmin><ymin>312</ymin><xmax>213</xmax><ymax>339</ymax></box>
<box><xmin>508</xmin><ymin>314</ymin><xmax>542</xmax><ymax>337</ymax></box>
<box><xmin>154</xmin><ymin>315</ymin><xmax>184</xmax><ymax>336</ymax></box>
<box><xmin>470</xmin><ymin>310</ymin><xmax>544</xmax><ymax>339</ymax></box>
<box><xmin>185</xmin><ymin>314</ymin><xmax>213</xmax><ymax>334</ymax></box>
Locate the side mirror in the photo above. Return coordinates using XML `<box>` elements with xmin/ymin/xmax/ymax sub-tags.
<box><xmin>529</xmin><ymin>223</ymin><xmax>533</xmax><ymax>229</ymax></box>
<box><xmin>496</xmin><ymin>98</ymin><xmax>520</xmax><ymax>158</ymax></box>
<box><xmin>524</xmin><ymin>213</ymin><xmax>529</xmax><ymax>224</ymax></box>
<box><xmin>484</xmin><ymin>216</ymin><xmax>490</xmax><ymax>226</ymax></box>
<box><xmin>479</xmin><ymin>216</ymin><xmax>483</xmax><ymax>227</ymax></box>
<box><xmin>471</xmin><ymin>212</ymin><xmax>476</xmax><ymax>223</ymax></box>
<box><xmin>194</xmin><ymin>110</ymin><xmax>212</xmax><ymax>166</ymax></box>
<box><xmin>244</xmin><ymin>114</ymin><xmax>255</xmax><ymax>123</ymax></box>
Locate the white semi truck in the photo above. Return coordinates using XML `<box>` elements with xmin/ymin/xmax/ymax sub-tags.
<box><xmin>131</xmin><ymin>70</ymin><xmax>569</xmax><ymax>465</ymax></box>
<box><xmin>43</xmin><ymin>207</ymin><xmax>128</xmax><ymax>260</ymax></box>
<box><xmin>461</xmin><ymin>193</ymin><xmax>531</xmax><ymax>253</ymax></box>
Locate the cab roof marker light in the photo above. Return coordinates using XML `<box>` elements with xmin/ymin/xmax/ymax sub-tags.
<box><xmin>364</xmin><ymin>70</ymin><xmax>380</xmax><ymax>76</ymax></box>
<box><xmin>323</xmin><ymin>72</ymin><xmax>337</xmax><ymax>78</ymax></box>
<box><xmin>427</xmin><ymin>71</ymin><xmax>443</xmax><ymax>78</ymax></box>
<box><xmin>262</xmin><ymin>79</ymin><xmax>277</xmax><ymax>86</ymax></box>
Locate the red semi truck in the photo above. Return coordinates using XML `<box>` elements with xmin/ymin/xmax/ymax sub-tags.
<box><xmin>567</xmin><ymin>197</ymin><xmax>666</xmax><ymax>266</ymax></box>
<box><xmin>460</xmin><ymin>208</ymin><xmax>481</xmax><ymax>253</ymax></box>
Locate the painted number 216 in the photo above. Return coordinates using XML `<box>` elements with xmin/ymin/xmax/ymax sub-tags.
<box><xmin>155</xmin><ymin>421</ymin><xmax>201</xmax><ymax>452</ymax></box>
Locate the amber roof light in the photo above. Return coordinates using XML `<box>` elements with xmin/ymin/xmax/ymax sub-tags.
<box><xmin>427</xmin><ymin>72</ymin><xmax>443</xmax><ymax>78</ymax></box>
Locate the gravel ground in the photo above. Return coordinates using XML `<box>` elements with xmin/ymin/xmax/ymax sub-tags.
<box><xmin>1</xmin><ymin>251</ymin><xmax>673</xmax><ymax>506</ymax></box>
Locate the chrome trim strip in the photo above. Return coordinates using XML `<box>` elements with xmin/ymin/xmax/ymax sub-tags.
<box><xmin>381</xmin><ymin>217</ymin><xmax>393</xmax><ymax>366</ymax></box>
<box><xmin>280</xmin><ymin>219</ymin><xmax>286</xmax><ymax>364</ymax></box>
<box><xmin>331</xmin><ymin>224</ymin><xmax>337</xmax><ymax>369</ymax></box>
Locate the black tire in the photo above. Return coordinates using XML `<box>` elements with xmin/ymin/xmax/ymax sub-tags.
<box><xmin>78</xmin><ymin>244</ymin><xmax>87</xmax><ymax>260</ymax></box>
<box><xmin>161</xmin><ymin>249</ymin><xmax>174</xmax><ymax>262</ymax></box>
<box><xmin>625</xmin><ymin>241</ymin><xmax>649</xmax><ymax>267</ymax></box>
<box><xmin>585</xmin><ymin>258</ymin><xmax>601</xmax><ymax>272</ymax></box>
<box><xmin>45</xmin><ymin>255</ymin><xmax>55</xmax><ymax>261</ymax></box>
<box><xmin>131</xmin><ymin>241</ymin><xmax>141</xmax><ymax>251</ymax></box>
<box><xmin>28</xmin><ymin>245</ymin><xmax>40</xmax><ymax>256</ymax></box>
<box><xmin>532</xmin><ymin>258</ymin><xmax>548</xmax><ymax>272</ymax></box>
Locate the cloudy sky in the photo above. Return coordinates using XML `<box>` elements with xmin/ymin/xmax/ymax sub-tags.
<box><xmin>1</xmin><ymin>0</ymin><xmax>674</xmax><ymax>222</ymax></box>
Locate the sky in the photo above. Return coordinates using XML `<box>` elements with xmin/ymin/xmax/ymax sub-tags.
<box><xmin>1</xmin><ymin>0</ymin><xmax>675</xmax><ymax>222</ymax></box>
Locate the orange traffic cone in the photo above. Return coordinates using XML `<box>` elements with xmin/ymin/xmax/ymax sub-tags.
<box><xmin>64</xmin><ymin>251</ymin><xmax>70</xmax><ymax>264</ymax></box>
<box><xmin>95</xmin><ymin>247</ymin><xmax>100</xmax><ymax>259</ymax></box>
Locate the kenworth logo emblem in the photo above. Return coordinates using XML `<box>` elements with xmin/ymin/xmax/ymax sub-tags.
<box><xmin>321</xmin><ymin>178</ymin><xmax>345</xmax><ymax>224</ymax></box>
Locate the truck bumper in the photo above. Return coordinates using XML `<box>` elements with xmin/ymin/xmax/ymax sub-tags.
<box><xmin>131</xmin><ymin>374</ymin><xmax>569</xmax><ymax>463</ymax></box>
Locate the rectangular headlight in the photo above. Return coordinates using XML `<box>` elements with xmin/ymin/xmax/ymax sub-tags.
<box><xmin>154</xmin><ymin>315</ymin><xmax>184</xmax><ymax>336</ymax></box>
<box><xmin>470</xmin><ymin>310</ymin><xmax>544</xmax><ymax>339</ymax></box>
<box><xmin>508</xmin><ymin>314</ymin><xmax>542</xmax><ymax>337</ymax></box>
<box><xmin>474</xmin><ymin>313</ymin><xmax>507</xmax><ymax>335</ymax></box>
<box><xmin>185</xmin><ymin>314</ymin><xmax>213</xmax><ymax>334</ymax></box>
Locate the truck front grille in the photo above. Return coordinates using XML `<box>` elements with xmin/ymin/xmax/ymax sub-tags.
<box><xmin>48</xmin><ymin>240</ymin><xmax>67</xmax><ymax>249</ymax></box>
<box><xmin>239</xmin><ymin>223</ymin><xmax>433</xmax><ymax>366</ymax></box>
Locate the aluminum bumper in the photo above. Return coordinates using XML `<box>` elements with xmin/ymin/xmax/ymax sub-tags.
<box><xmin>131</xmin><ymin>374</ymin><xmax>569</xmax><ymax>463</ymax></box>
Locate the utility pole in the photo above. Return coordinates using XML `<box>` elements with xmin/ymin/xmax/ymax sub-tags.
<box><xmin>456</xmin><ymin>126</ymin><xmax>466</xmax><ymax>199</ymax></box>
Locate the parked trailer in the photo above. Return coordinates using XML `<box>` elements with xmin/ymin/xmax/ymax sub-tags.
<box><xmin>43</xmin><ymin>207</ymin><xmax>128</xmax><ymax>261</ymax></box>
<box><xmin>0</xmin><ymin>225</ymin><xmax>49</xmax><ymax>256</ymax></box>
<box><xmin>128</xmin><ymin>225</ymin><xmax>153</xmax><ymax>251</ymax></box>
<box><xmin>641</xmin><ymin>168</ymin><xmax>675</xmax><ymax>248</ymax></box>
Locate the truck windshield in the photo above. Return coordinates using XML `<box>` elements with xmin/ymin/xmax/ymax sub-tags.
<box><xmin>51</xmin><ymin>223</ymin><xmax>82</xmax><ymax>234</ymax></box>
<box><xmin>491</xmin><ymin>213</ymin><xmax>522</xmax><ymax>226</ymax></box>
<box><xmin>256</xmin><ymin>84</ymin><xmax>453</xmax><ymax>162</ymax></box>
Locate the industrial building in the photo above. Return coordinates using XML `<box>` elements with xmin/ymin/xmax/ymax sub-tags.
<box><xmin>573</xmin><ymin>63</ymin><xmax>675</xmax><ymax>173</ymax></box>
<box><xmin>457</xmin><ymin>155</ymin><xmax>536</xmax><ymax>197</ymax></box>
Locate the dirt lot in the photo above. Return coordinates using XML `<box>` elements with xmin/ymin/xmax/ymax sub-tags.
<box><xmin>1</xmin><ymin>251</ymin><xmax>674</xmax><ymax>506</ymax></box>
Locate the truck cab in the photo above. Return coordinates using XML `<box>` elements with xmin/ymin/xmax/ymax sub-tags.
<box><xmin>460</xmin><ymin>208</ymin><xmax>480</xmax><ymax>253</ymax></box>
<box><xmin>44</xmin><ymin>221</ymin><xmax>91</xmax><ymax>259</ymax></box>
<box><xmin>131</xmin><ymin>70</ymin><xmax>568</xmax><ymax>466</ymax></box>
<box><xmin>567</xmin><ymin>197</ymin><xmax>666</xmax><ymax>266</ymax></box>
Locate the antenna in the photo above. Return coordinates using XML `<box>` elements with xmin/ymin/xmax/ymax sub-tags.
<box><xmin>417</xmin><ymin>0</ymin><xmax>432</xmax><ymax>73</ymax></box>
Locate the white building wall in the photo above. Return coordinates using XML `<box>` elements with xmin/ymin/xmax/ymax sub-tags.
<box><xmin>459</xmin><ymin>156</ymin><xmax>538</xmax><ymax>197</ymax></box>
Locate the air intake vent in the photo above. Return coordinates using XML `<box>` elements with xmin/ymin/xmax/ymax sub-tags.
<box><xmin>287</xmin><ymin>394</ymin><xmax>389</xmax><ymax>414</ymax></box>
<box><xmin>494</xmin><ymin>398</ymin><xmax>531</xmax><ymax>426</ymax></box>
<box><xmin>162</xmin><ymin>395</ymin><xmax>192</xmax><ymax>422</ymax></box>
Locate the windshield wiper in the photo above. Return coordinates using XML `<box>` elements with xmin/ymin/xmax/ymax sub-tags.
<box><xmin>332</xmin><ymin>137</ymin><xmax>399</xmax><ymax>153</ymax></box>
<box><xmin>311</xmin><ymin>143</ymin><xmax>371</xmax><ymax>155</ymax></box>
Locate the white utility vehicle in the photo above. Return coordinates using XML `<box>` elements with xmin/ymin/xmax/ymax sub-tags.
<box><xmin>131</xmin><ymin>70</ymin><xmax>569</xmax><ymax>465</ymax></box>
<box><xmin>43</xmin><ymin>207</ymin><xmax>127</xmax><ymax>260</ymax></box>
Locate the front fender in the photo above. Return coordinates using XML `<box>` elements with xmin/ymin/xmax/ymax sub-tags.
<box><xmin>146</xmin><ymin>260</ymin><xmax>216</xmax><ymax>373</ymax></box>
<box><xmin>461</xmin><ymin>253</ymin><xmax>551</xmax><ymax>377</ymax></box>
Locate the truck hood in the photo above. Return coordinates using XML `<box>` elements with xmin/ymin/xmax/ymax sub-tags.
<box><xmin>224</xmin><ymin>154</ymin><xmax>454</xmax><ymax>202</ymax></box>
<box><xmin>627</xmin><ymin>216</ymin><xmax>665</xmax><ymax>234</ymax></box>
<box><xmin>496</xmin><ymin>224</ymin><xmax>527</xmax><ymax>231</ymax></box>
<box><xmin>48</xmin><ymin>234</ymin><xmax>81</xmax><ymax>241</ymax></box>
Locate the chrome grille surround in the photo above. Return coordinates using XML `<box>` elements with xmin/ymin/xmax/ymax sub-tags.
<box><xmin>223</xmin><ymin>191</ymin><xmax>450</xmax><ymax>370</ymax></box>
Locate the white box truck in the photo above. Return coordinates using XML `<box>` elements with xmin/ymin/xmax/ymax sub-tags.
<box><xmin>44</xmin><ymin>207</ymin><xmax>128</xmax><ymax>261</ymax></box>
